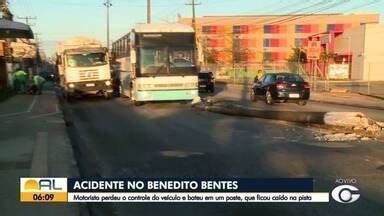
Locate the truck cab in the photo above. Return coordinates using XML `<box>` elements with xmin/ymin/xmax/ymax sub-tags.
<box><xmin>57</xmin><ymin>37</ymin><xmax>113</xmax><ymax>99</ymax></box>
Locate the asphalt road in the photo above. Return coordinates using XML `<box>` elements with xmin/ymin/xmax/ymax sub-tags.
<box><xmin>63</xmin><ymin>96</ymin><xmax>384</xmax><ymax>216</ymax></box>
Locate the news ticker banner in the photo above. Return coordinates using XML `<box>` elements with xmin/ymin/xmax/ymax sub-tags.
<box><xmin>20</xmin><ymin>178</ymin><xmax>330</xmax><ymax>203</ymax></box>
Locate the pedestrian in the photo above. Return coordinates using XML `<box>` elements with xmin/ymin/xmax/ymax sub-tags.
<box><xmin>254</xmin><ymin>69</ymin><xmax>263</xmax><ymax>83</ymax></box>
<box><xmin>13</xmin><ymin>68</ymin><xmax>28</xmax><ymax>93</ymax></box>
<box><xmin>30</xmin><ymin>74</ymin><xmax>46</xmax><ymax>95</ymax></box>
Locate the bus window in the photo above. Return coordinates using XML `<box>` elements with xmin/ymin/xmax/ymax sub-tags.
<box><xmin>140</xmin><ymin>48</ymin><xmax>167</xmax><ymax>74</ymax></box>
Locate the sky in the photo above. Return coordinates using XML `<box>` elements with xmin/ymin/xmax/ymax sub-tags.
<box><xmin>8</xmin><ymin>0</ymin><xmax>384</xmax><ymax>57</ymax></box>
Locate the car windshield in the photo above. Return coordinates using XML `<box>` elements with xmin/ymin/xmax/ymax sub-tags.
<box><xmin>67</xmin><ymin>53</ymin><xmax>107</xmax><ymax>67</ymax></box>
<box><xmin>275</xmin><ymin>74</ymin><xmax>304</xmax><ymax>82</ymax></box>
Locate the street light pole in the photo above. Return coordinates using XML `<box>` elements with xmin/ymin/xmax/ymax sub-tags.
<box><xmin>104</xmin><ymin>0</ymin><xmax>112</xmax><ymax>50</ymax></box>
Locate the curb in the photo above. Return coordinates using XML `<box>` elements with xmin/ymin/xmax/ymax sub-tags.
<box><xmin>358</xmin><ymin>92</ymin><xmax>384</xmax><ymax>100</ymax></box>
<box><xmin>195</xmin><ymin>103</ymin><xmax>326</xmax><ymax>124</ymax></box>
<box><xmin>215</xmin><ymin>83</ymin><xmax>384</xmax><ymax>110</ymax></box>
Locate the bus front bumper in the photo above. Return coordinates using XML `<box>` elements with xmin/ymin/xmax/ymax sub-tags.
<box><xmin>135</xmin><ymin>89</ymin><xmax>198</xmax><ymax>101</ymax></box>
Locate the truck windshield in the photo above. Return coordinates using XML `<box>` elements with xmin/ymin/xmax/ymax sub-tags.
<box><xmin>67</xmin><ymin>53</ymin><xmax>107</xmax><ymax>67</ymax></box>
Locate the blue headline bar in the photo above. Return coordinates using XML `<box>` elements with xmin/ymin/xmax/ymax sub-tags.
<box><xmin>67</xmin><ymin>178</ymin><xmax>313</xmax><ymax>192</ymax></box>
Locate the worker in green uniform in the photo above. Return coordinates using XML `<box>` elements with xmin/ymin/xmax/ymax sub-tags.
<box><xmin>30</xmin><ymin>74</ymin><xmax>46</xmax><ymax>95</ymax></box>
<box><xmin>13</xmin><ymin>68</ymin><xmax>28</xmax><ymax>93</ymax></box>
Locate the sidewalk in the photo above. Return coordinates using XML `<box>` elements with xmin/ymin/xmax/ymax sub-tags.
<box><xmin>311</xmin><ymin>92</ymin><xmax>384</xmax><ymax>110</ymax></box>
<box><xmin>0</xmin><ymin>85</ymin><xmax>83</xmax><ymax>215</ymax></box>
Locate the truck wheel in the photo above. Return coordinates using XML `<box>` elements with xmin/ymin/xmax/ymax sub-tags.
<box><xmin>65</xmin><ymin>94</ymin><xmax>74</xmax><ymax>103</ymax></box>
<box><xmin>103</xmin><ymin>91</ymin><xmax>111</xmax><ymax>99</ymax></box>
<box><xmin>134</xmin><ymin>101</ymin><xmax>144</xmax><ymax>106</ymax></box>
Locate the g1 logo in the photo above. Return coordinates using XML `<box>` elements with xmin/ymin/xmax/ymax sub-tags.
<box><xmin>331</xmin><ymin>185</ymin><xmax>360</xmax><ymax>203</ymax></box>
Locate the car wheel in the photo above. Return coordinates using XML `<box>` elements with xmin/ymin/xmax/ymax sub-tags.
<box><xmin>134</xmin><ymin>101</ymin><xmax>144</xmax><ymax>106</ymax></box>
<box><xmin>265</xmin><ymin>90</ymin><xmax>274</xmax><ymax>105</ymax></box>
<box><xmin>298</xmin><ymin>100</ymin><xmax>307</xmax><ymax>106</ymax></box>
<box><xmin>250</xmin><ymin>90</ymin><xmax>257</xmax><ymax>102</ymax></box>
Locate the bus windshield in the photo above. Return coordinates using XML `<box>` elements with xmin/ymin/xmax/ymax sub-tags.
<box><xmin>67</xmin><ymin>52</ymin><xmax>107</xmax><ymax>67</ymax></box>
<box><xmin>140</xmin><ymin>47</ymin><xmax>196</xmax><ymax>76</ymax></box>
<box><xmin>138</xmin><ymin>33</ymin><xmax>197</xmax><ymax>76</ymax></box>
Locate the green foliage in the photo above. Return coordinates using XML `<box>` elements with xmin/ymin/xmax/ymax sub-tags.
<box><xmin>287</xmin><ymin>48</ymin><xmax>307</xmax><ymax>72</ymax></box>
<box><xmin>320</xmin><ymin>51</ymin><xmax>336</xmax><ymax>62</ymax></box>
<box><xmin>287</xmin><ymin>48</ymin><xmax>307</xmax><ymax>63</ymax></box>
<box><xmin>203</xmin><ymin>49</ymin><xmax>218</xmax><ymax>64</ymax></box>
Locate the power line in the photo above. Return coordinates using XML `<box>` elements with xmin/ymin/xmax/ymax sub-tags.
<box><xmin>190</xmin><ymin>0</ymin><xmax>325</xmax><ymax>26</ymax></box>
<box><xmin>17</xmin><ymin>16</ymin><xmax>37</xmax><ymax>26</ymax></box>
<box><xmin>267</xmin><ymin>0</ymin><xmax>350</xmax><ymax>25</ymax></box>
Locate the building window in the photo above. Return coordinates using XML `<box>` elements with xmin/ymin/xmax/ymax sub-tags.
<box><xmin>294</xmin><ymin>38</ymin><xmax>308</xmax><ymax>47</ymax></box>
<box><xmin>263</xmin><ymin>52</ymin><xmax>286</xmax><ymax>61</ymax></box>
<box><xmin>202</xmin><ymin>26</ymin><xmax>210</xmax><ymax>33</ymax></box>
<box><xmin>295</xmin><ymin>24</ymin><xmax>318</xmax><ymax>33</ymax></box>
<box><xmin>263</xmin><ymin>52</ymin><xmax>272</xmax><ymax>61</ymax></box>
<box><xmin>202</xmin><ymin>25</ymin><xmax>222</xmax><ymax>34</ymax></box>
<box><xmin>327</xmin><ymin>24</ymin><xmax>346</xmax><ymax>32</ymax></box>
<box><xmin>263</xmin><ymin>39</ymin><xmax>284</xmax><ymax>47</ymax></box>
<box><xmin>264</xmin><ymin>25</ymin><xmax>285</xmax><ymax>33</ymax></box>
<box><xmin>233</xmin><ymin>25</ymin><xmax>250</xmax><ymax>34</ymax></box>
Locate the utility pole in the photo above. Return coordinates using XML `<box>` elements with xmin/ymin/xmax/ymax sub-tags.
<box><xmin>104</xmin><ymin>0</ymin><xmax>112</xmax><ymax>50</ymax></box>
<box><xmin>185</xmin><ymin>0</ymin><xmax>201</xmax><ymax>31</ymax></box>
<box><xmin>147</xmin><ymin>0</ymin><xmax>151</xmax><ymax>24</ymax></box>
<box><xmin>17</xmin><ymin>16</ymin><xmax>37</xmax><ymax>26</ymax></box>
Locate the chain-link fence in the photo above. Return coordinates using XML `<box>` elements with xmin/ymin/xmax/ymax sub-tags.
<box><xmin>203</xmin><ymin>62</ymin><xmax>384</xmax><ymax>97</ymax></box>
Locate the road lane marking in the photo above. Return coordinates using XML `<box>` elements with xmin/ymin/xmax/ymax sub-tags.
<box><xmin>0</xmin><ymin>95</ymin><xmax>38</xmax><ymax>118</ymax></box>
<box><xmin>30</xmin><ymin>132</ymin><xmax>48</xmax><ymax>176</ymax></box>
<box><xmin>28</xmin><ymin>104</ymin><xmax>61</xmax><ymax>119</ymax></box>
<box><xmin>27</xmin><ymin>95</ymin><xmax>38</xmax><ymax>112</ymax></box>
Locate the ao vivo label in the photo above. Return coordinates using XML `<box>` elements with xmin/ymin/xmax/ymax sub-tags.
<box><xmin>20</xmin><ymin>178</ymin><xmax>67</xmax><ymax>202</ymax></box>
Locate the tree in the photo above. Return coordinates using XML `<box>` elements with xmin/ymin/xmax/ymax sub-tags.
<box><xmin>320</xmin><ymin>51</ymin><xmax>336</xmax><ymax>63</ymax></box>
<box><xmin>287</xmin><ymin>47</ymin><xmax>307</xmax><ymax>73</ymax></box>
<box><xmin>287</xmin><ymin>47</ymin><xmax>307</xmax><ymax>63</ymax></box>
<box><xmin>320</xmin><ymin>51</ymin><xmax>336</xmax><ymax>79</ymax></box>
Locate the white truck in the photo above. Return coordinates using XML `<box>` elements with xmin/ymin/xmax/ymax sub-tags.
<box><xmin>56</xmin><ymin>36</ymin><xmax>112</xmax><ymax>99</ymax></box>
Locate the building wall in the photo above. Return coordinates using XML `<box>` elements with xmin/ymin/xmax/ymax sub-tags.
<box><xmin>335</xmin><ymin>25</ymin><xmax>366</xmax><ymax>80</ymax></box>
<box><xmin>364</xmin><ymin>24</ymin><xmax>384</xmax><ymax>81</ymax></box>
<box><xmin>335</xmin><ymin>24</ymin><xmax>384</xmax><ymax>81</ymax></box>
<box><xmin>179</xmin><ymin>13</ymin><xmax>379</xmax><ymax>71</ymax></box>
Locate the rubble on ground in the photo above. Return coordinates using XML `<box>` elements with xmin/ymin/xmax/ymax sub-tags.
<box><xmin>190</xmin><ymin>96</ymin><xmax>201</xmax><ymax>105</ymax></box>
<box><xmin>324</xmin><ymin>112</ymin><xmax>384</xmax><ymax>136</ymax></box>
<box><xmin>314</xmin><ymin>132</ymin><xmax>373</xmax><ymax>142</ymax></box>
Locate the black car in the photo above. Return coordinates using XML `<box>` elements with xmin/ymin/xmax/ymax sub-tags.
<box><xmin>198</xmin><ymin>71</ymin><xmax>215</xmax><ymax>93</ymax></box>
<box><xmin>250</xmin><ymin>72</ymin><xmax>310</xmax><ymax>105</ymax></box>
